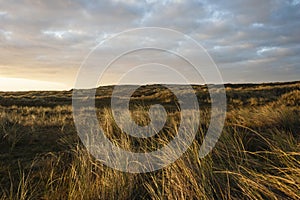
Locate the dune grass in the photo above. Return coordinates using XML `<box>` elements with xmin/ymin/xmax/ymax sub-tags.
<box><xmin>0</xmin><ymin>83</ymin><xmax>299</xmax><ymax>199</ymax></box>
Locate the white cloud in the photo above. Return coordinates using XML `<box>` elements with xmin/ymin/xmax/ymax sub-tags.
<box><xmin>0</xmin><ymin>29</ymin><xmax>12</xmax><ymax>40</ymax></box>
<box><xmin>257</xmin><ymin>47</ymin><xmax>278</xmax><ymax>56</ymax></box>
<box><xmin>252</xmin><ymin>23</ymin><xmax>264</xmax><ymax>28</ymax></box>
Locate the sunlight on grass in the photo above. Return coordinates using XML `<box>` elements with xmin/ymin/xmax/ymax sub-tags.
<box><xmin>0</xmin><ymin>82</ymin><xmax>299</xmax><ymax>199</ymax></box>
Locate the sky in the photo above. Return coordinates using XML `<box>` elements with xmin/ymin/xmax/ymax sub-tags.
<box><xmin>0</xmin><ymin>0</ymin><xmax>299</xmax><ymax>91</ymax></box>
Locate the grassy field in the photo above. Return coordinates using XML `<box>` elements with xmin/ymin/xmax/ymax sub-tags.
<box><xmin>0</xmin><ymin>81</ymin><xmax>299</xmax><ymax>199</ymax></box>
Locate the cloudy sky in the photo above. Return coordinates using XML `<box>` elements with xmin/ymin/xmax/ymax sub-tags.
<box><xmin>0</xmin><ymin>0</ymin><xmax>299</xmax><ymax>91</ymax></box>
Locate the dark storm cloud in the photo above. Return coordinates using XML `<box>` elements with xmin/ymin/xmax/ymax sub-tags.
<box><xmin>0</xmin><ymin>0</ymin><xmax>299</xmax><ymax>88</ymax></box>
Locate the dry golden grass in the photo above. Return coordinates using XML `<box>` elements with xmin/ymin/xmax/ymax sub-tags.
<box><xmin>0</xmin><ymin>82</ymin><xmax>299</xmax><ymax>199</ymax></box>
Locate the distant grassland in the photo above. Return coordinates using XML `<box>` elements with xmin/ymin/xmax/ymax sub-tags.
<box><xmin>0</xmin><ymin>81</ymin><xmax>299</xmax><ymax>108</ymax></box>
<box><xmin>0</xmin><ymin>81</ymin><xmax>299</xmax><ymax>199</ymax></box>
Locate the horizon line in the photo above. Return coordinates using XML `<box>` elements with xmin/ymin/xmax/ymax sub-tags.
<box><xmin>1</xmin><ymin>79</ymin><xmax>299</xmax><ymax>93</ymax></box>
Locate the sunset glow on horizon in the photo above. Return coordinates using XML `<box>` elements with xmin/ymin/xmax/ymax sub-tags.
<box><xmin>0</xmin><ymin>77</ymin><xmax>69</xmax><ymax>92</ymax></box>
